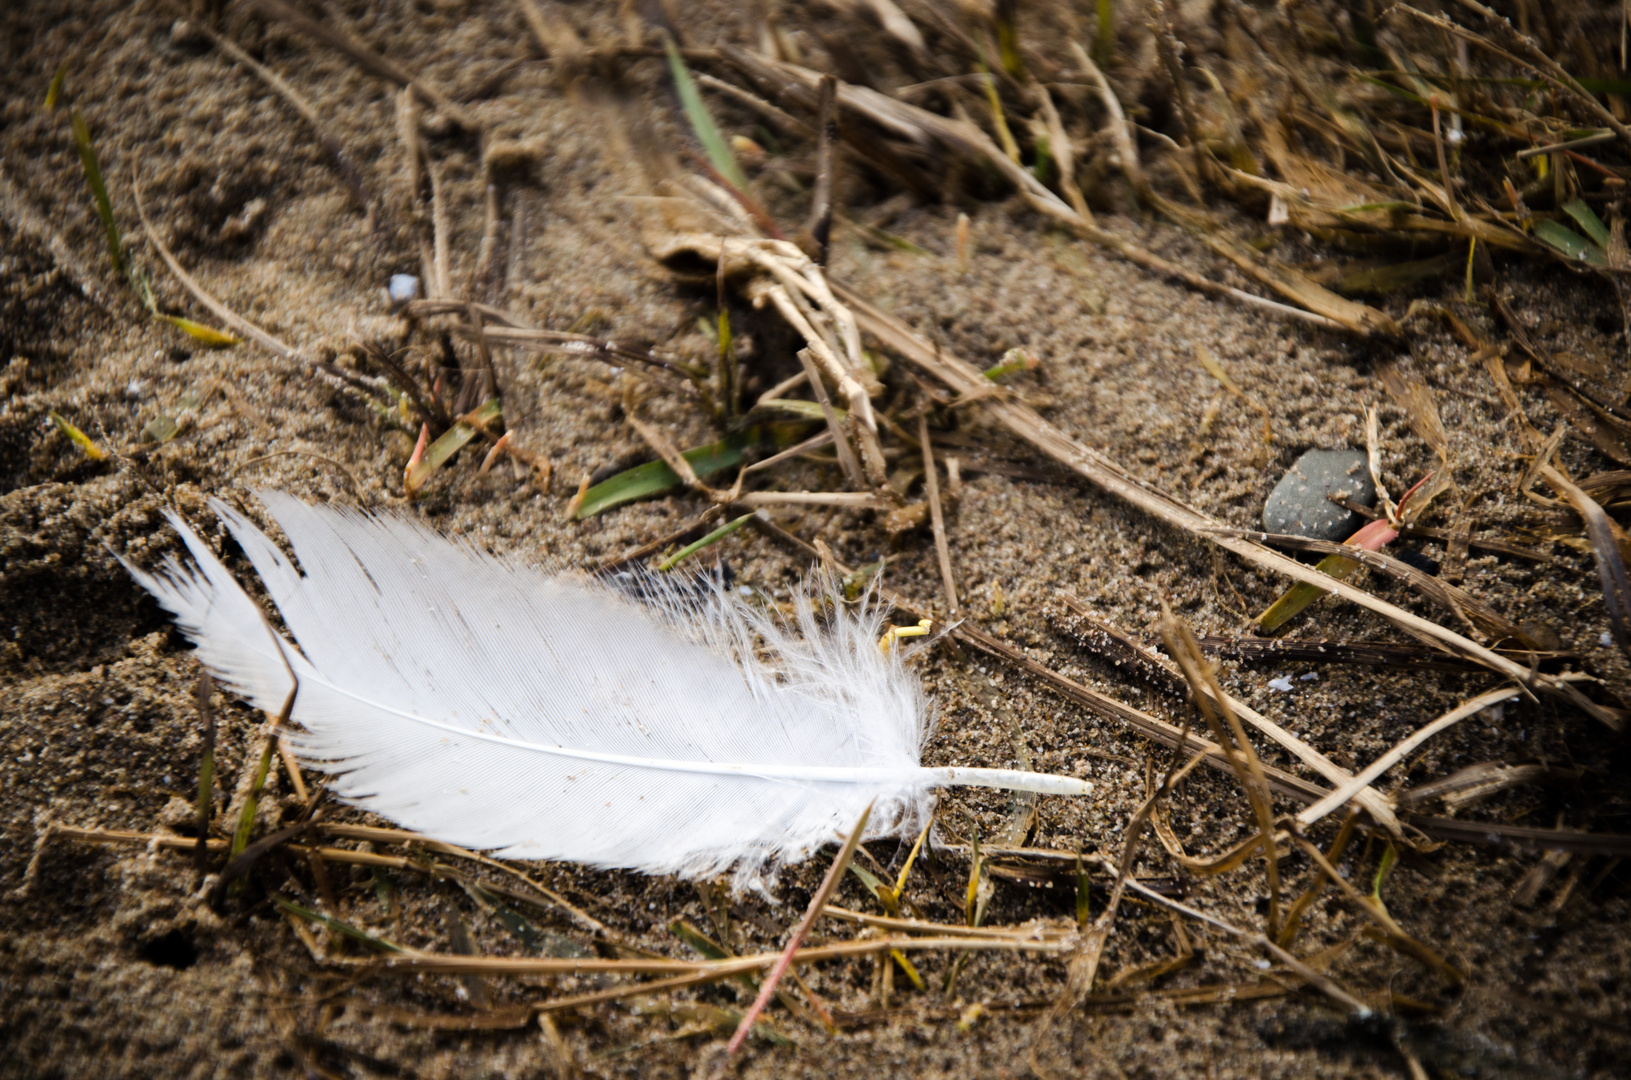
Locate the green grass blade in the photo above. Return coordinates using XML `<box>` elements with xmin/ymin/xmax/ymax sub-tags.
<box><xmin>1094</xmin><ymin>0</ymin><xmax>1115</xmax><ymax>69</ymax></box>
<box><xmin>44</xmin><ymin>62</ymin><xmax>68</xmax><ymax>109</ymax></box>
<box><xmin>1562</xmin><ymin>198</ymin><xmax>1611</xmax><ymax>248</ymax></box>
<box><xmin>70</xmin><ymin>109</ymin><xmax>122</xmax><ymax>276</ymax></box>
<box><xmin>274</xmin><ymin>898</ymin><xmax>405</xmax><ymax>953</ymax></box>
<box><xmin>1256</xmin><ymin>552</ymin><xmax>1363</xmax><ymax>632</ymax></box>
<box><xmin>1534</xmin><ymin>219</ymin><xmax>1608</xmax><ymax>267</ymax></box>
<box><xmin>663</xmin><ymin>35</ymin><xmax>749</xmax><ymax>194</ymax></box>
<box><xmin>155</xmin><ymin>314</ymin><xmax>241</xmax><ymax>348</ymax></box>
<box><xmin>656</xmin><ymin>512</ymin><xmax>755</xmax><ymax>571</ymax></box>
<box><xmin>575</xmin><ymin>432</ymin><xmax>753</xmax><ymax>518</ymax></box>
<box><xmin>404</xmin><ymin>398</ymin><xmax>504</xmax><ymax>497</ymax></box>
<box><xmin>669</xmin><ymin>919</ymin><xmax>731</xmax><ymax>961</ymax></box>
<box><xmin>47</xmin><ymin>410</ymin><xmax>107</xmax><ymax>461</ymax></box>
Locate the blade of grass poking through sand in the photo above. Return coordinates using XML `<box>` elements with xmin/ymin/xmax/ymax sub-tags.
<box><xmin>403</xmin><ymin>398</ymin><xmax>503</xmax><ymax>498</ymax></box>
<box><xmin>1534</xmin><ymin>217</ymin><xmax>1608</xmax><ymax>267</ymax></box>
<box><xmin>44</xmin><ymin>60</ymin><xmax>68</xmax><ymax>109</ymax></box>
<box><xmin>70</xmin><ymin>110</ymin><xmax>122</xmax><ymax>276</ymax></box>
<box><xmin>275</xmin><ymin>898</ymin><xmax>407</xmax><ymax>953</ymax></box>
<box><xmin>1255</xmin><ymin>517</ymin><xmax>1398</xmax><ymax>633</ymax></box>
<box><xmin>655</xmin><ymin>513</ymin><xmax>755</xmax><ymax>571</ymax></box>
<box><xmin>726</xmin><ymin>802</ymin><xmax>873</xmax><ymax>1057</ymax></box>
<box><xmin>663</xmin><ymin>35</ymin><xmax>749</xmax><ymax>195</ymax></box>
<box><xmin>1256</xmin><ymin>469</ymin><xmax>1444</xmax><ymax>632</ymax></box>
<box><xmin>575</xmin><ymin>433</ymin><xmax>754</xmax><ymax>519</ymax></box>
<box><xmin>1093</xmin><ymin>0</ymin><xmax>1114</xmax><ymax>68</ymax></box>
<box><xmin>47</xmin><ymin>411</ymin><xmax>107</xmax><ymax>461</ymax></box>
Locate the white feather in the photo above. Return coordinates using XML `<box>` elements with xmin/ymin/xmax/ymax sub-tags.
<box><xmin>122</xmin><ymin>491</ymin><xmax>1089</xmax><ymax>886</ymax></box>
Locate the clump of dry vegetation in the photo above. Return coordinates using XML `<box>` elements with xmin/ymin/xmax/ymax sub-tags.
<box><xmin>4</xmin><ymin>0</ymin><xmax>1631</xmax><ymax>1076</ymax></box>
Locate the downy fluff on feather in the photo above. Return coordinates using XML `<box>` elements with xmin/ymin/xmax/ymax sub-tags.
<box><xmin>123</xmin><ymin>491</ymin><xmax>1088</xmax><ymax>887</ymax></box>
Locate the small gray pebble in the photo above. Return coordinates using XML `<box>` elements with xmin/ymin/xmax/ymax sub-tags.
<box><xmin>1263</xmin><ymin>448</ymin><xmax>1376</xmax><ymax>541</ymax></box>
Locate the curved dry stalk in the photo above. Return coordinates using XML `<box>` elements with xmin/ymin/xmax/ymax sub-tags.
<box><xmin>1058</xmin><ymin>594</ymin><xmax>1401</xmax><ymax>831</ymax></box>
<box><xmin>1119</xmin><ymin>876</ymin><xmax>1372</xmax><ymax>1014</ymax></box>
<box><xmin>1161</xmin><ymin>612</ymin><xmax>1283</xmax><ymax>937</ymax></box>
<box><xmin>1285</xmin><ymin>830</ymin><xmax>1464</xmax><ymax>984</ymax></box>
<box><xmin>1297</xmin><ymin>686</ymin><xmax>1520</xmax><ymax>826</ymax></box>
<box><xmin>191</xmin><ymin>23</ymin><xmax>371</xmax><ymax>214</ymax></box>
<box><xmin>132</xmin><ymin>175</ymin><xmax>300</xmax><ymax>362</ymax></box>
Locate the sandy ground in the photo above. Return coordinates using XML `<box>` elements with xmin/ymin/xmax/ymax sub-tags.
<box><xmin>1</xmin><ymin>1</ymin><xmax>1627</xmax><ymax>1077</ymax></box>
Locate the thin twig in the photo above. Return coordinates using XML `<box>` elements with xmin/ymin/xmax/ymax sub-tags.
<box><xmin>919</xmin><ymin>415</ymin><xmax>959</xmax><ymax>613</ymax></box>
<box><xmin>727</xmin><ymin>804</ymin><xmax>873</xmax><ymax>1056</ymax></box>
<box><xmin>193</xmin><ymin>22</ymin><xmax>372</xmax><ymax>214</ymax></box>
<box><xmin>1298</xmin><ymin>686</ymin><xmax>1518</xmax><ymax>826</ymax></box>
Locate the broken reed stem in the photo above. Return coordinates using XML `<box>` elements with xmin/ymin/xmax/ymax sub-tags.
<box><xmin>806</xmin><ymin>74</ymin><xmax>837</xmax><ymax>265</ymax></box>
<box><xmin>194</xmin><ymin>671</ymin><xmax>214</xmax><ymax>878</ymax></box>
<box><xmin>797</xmin><ymin>347</ymin><xmax>865</xmax><ymax>487</ymax></box>
<box><xmin>919</xmin><ymin>414</ymin><xmax>959</xmax><ymax>613</ymax></box>
<box><xmin>727</xmin><ymin>803</ymin><xmax>873</xmax><ymax>1057</ymax></box>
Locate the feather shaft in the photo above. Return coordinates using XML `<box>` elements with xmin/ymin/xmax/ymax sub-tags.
<box><xmin>276</xmin><ymin>681</ymin><xmax>1092</xmax><ymax>796</ymax></box>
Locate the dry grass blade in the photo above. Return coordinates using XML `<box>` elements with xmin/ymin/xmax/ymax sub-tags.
<box><xmin>1396</xmin><ymin>817</ymin><xmax>1631</xmax><ymax>857</ymax></box>
<box><xmin>245</xmin><ymin>0</ymin><xmax>478</xmax><ymax>132</ymax></box>
<box><xmin>1378</xmin><ymin>360</ymin><xmax>1451</xmax><ymax>462</ymax></box>
<box><xmin>1195</xmin><ymin>635</ymin><xmax>1566</xmax><ymax>673</ymax></box>
<box><xmin>1397</xmin><ymin>760</ymin><xmax>1586</xmax><ymax>811</ymax></box>
<box><xmin>596</xmin><ymin>506</ymin><xmax>725</xmax><ymax>572</ymax></box>
<box><xmin>804</xmin><ymin>74</ymin><xmax>836</xmax><ymax>265</ymax></box>
<box><xmin>796</xmin><ymin>347</ymin><xmax>864</xmax><ymax>487</ymax></box>
<box><xmin>820</xmin><ymin>906</ymin><xmax>1065</xmax><ymax>942</ymax></box>
<box><xmin>726</xmin><ymin>803</ymin><xmax>872</xmax><ymax>1056</ymax></box>
<box><xmin>193</xmin><ymin>671</ymin><xmax>215</xmax><ymax>877</ymax></box>
<box><xmin>1159</xmin><ymin>611</ymin><xmax>1283</xmax><ymax>937</ymax></box>
<box><xmin>1297</xmin><ymin>686</ymin><xmax>1519</xmax><ymax>826</ymax></box>
<box><xmin>919</xmin><ymin>415</ymin><xmax>959</xmax><ymax>614</ymax></box>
